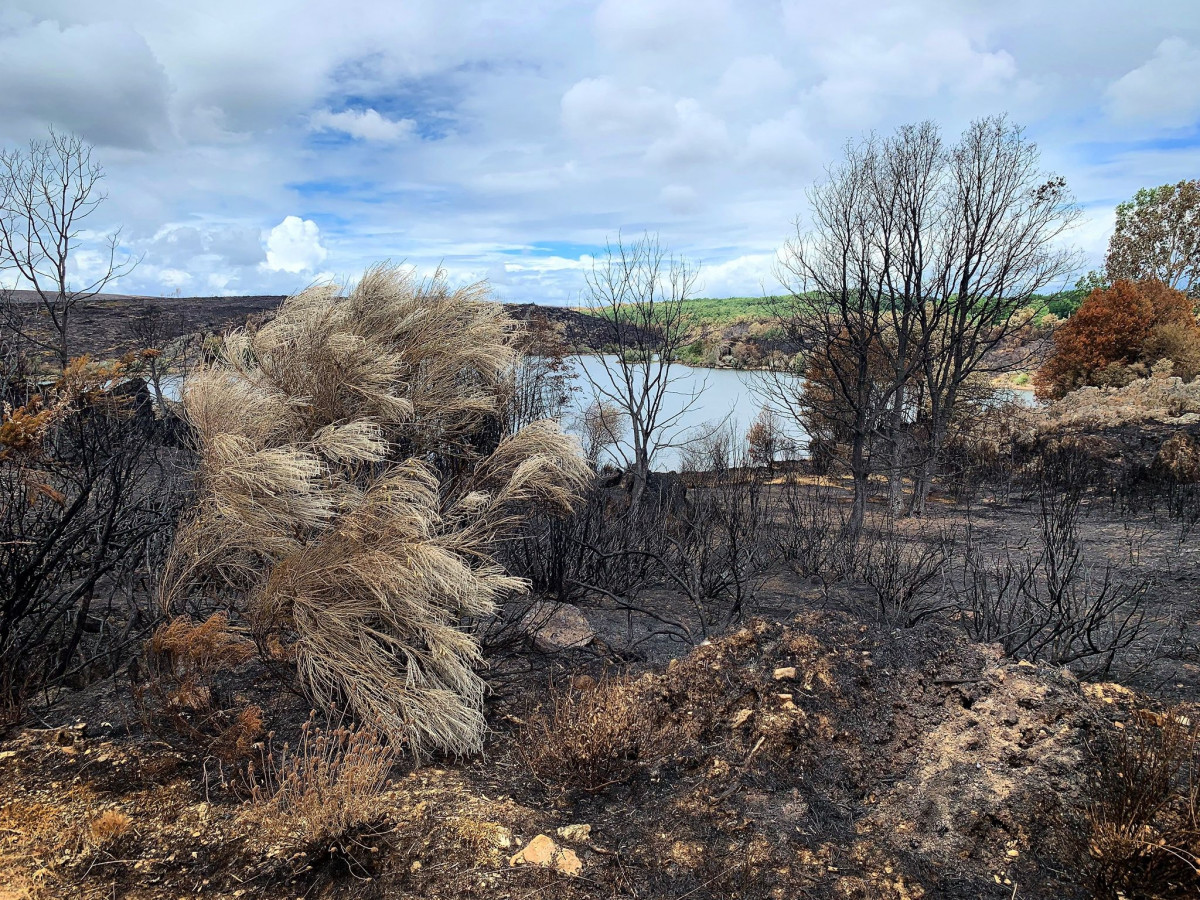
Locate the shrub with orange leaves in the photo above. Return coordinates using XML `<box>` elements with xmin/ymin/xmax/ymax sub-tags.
<box><xmin>1036</xmin><ymin>280</ymin><xmax>1200</xmax><ymax>400</ymax></box>
<box><xmin>147</xmin><ymin>614</ymin><xmax>255</xmax><ymax>711</ymax></box>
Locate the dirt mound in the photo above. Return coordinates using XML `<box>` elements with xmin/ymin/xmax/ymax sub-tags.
<box><xmin>0</xmin><ymin>613</ymin><xmax>1156</xmax><ymax>899</ymax></box>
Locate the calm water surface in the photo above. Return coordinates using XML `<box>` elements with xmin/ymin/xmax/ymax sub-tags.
<box><xmin>160</xmin><ymin>357</ymin><xmax>1036</xmax><ymax>473</ymax></box>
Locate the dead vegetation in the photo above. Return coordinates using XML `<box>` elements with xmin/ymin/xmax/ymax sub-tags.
<box><xmin>1085</xmin><ymin>712</ymin><xmax>1200</xmax><ymax>898</ymax></box>
<box><xmin>3</xmin><ymin>262</ymin><xmax>1200</xmax><ymax>899</ymax></box>
<box><xmin>162</xmin><ymin>265</ymin><xmax>589</xmax><ymax>757</ymax></box>
<box><xmin>245</xmin><ymin>714</ymin><xmax>397</xmax><ymax>861</ymax></box>
<box><xmin>522</xmin><ymin>675</ymin><xmax>670</xmax><ymax>794</ymax></box>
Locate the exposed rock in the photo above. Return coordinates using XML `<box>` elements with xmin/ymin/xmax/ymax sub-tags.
<box><xmin>773</xmin><ymin>666</ymin><xmax>797</xmax><ymax>680</ymax></box>
<box><xmin>556</xmin><ymin>823</ymin><xmax>592</xmax><ymax>842</ymax></box>
<box><xmin>519</xmin><ymin>601</ymin><xmax>596</xmax><ymax>652</ymax></box>
<box><xmin>509</xmin><ymin>834</ymin><xmax>582</xmax><ymax>876</ymax></box>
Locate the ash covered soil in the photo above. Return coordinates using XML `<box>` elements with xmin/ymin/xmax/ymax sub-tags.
<box><xmin>1</xmin><ymin>605</ymin><xmax>1186</xmax><ymax>900</ymax></box>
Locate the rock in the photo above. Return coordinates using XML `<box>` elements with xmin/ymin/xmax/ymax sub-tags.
<box><xmin>509</xmin><ymin>834</ymin><xmax>582</xmax><ymax>876</ymax></box>
<box><xmin>519</xmin><ymin>602</ymin><xmax>596</xmax><ymax>652</ymax></box>
<box><xmin>556</xmin><ymin>824</ymin><xmax>591</xmax><ymax>842</ymax></box>
<box><xmin>731</xmin><ymin>708</ymin><xmax>754</xmax><ymax>728</ymax></box>
<box><xmin>773</xmin><ymin>666</ymin><xmax>797</xmax><ymax>680</ymax></box>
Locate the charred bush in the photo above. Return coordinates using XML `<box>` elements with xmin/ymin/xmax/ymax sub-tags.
<box><xmin>856</xmin><ymin>518</ymin><xmax>952</xmax><ymax>628</ymax></box>
<box><xmin>951</xmin><ymin>471</ymin><xmax>1155</xmax><ymax>679</ymax></box>
<box><xmin>1084</xmin><ymin>712</ymin><xmax>1200</xmax><ymax>899</ymax></box>
<box><xmin>0</xmin><ymin>364</ymin><xmax>192</xmax><ymax>712</ymax></box>
<box><xmin>774</xmin><ymin>477</ymin><xmax>855</xmax><ymax>579</ymax></box>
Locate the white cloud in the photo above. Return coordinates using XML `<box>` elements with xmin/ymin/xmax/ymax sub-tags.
<box><xmin>158</xmin><ymin>268</ymin><xmax>193</xmax><ymax>288</ymax></box>
<box><xmin>594</xmin><ymin>0</ymin><xmax>734</xmax><ymax>56</ymax></box>
<box><xmin>809</xmin><ymin>28</ymin><xmax>1019</xmax><ymax>124</ymax></box>
<box><xmin>715</xmin><ymin>55</ymin><xmax>794</xmax><ymax>106</ymax></box>
<box><xmin>645</xmin><ymin>99</ymin><xmax>730</xmax><ymax>168</ymax></box>
<box><xmin>660</xmin><ymin>184</ymin><xmax>699</xmax><ymax>214</ymax></box>
<box><xmin>1106</xmin><ymin>38</ymin><xmax>1200</xmax><ymax>128</ymax></box>
<box><xmin>561</xmin><ymin>78</ymin><xmax>674</xmax><ymax>139</ymax></box>
<box><xmin>263</xmin><ymin>216</ymin><xmax>328</xmax><ymax>273</ymax></box>
<box><xmin>309</xmin><ymin>107</ymin><xmax>416</xmax><ymax>142</ymax></box>
<box><xmin>743</xmin><ymin>109</ymin><xmax>819</xmax><ymax>174</ymax></box>
<box><xmin>698</xmin><ymin>253</ymin><xmax>775</xmax><ymax>298</ymax></box>
<box><xmin>1</xmin><ymin>0</ymin><xmax>1196</xmax><ymax>301</ymax></box>
<box><xmin>0</xmin><ymin>17</ymin><xmax>170</xmax><ymax>148</ymax></box>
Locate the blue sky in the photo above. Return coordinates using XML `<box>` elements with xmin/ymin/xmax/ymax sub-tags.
<box><xmin>1</xmin><ymin>0</ymin><xmax>1198</xmax><ymax>303</ymax></box>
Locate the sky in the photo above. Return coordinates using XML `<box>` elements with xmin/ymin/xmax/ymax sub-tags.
<box><xmin>1</xmin><ymin>0</ymin><xmax>1198</xmax><ymax>303</ymax></box>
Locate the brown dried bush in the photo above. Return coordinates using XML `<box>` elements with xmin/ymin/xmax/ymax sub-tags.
<box><xmin>523</xmin><ymin>676</ymin><xmax>668</xmax><ymax>793</ymax></box>
<box><xmin>246</xmin><ymin>714</ymin><xmax>397</xmax><ymax>856</ymax></box>
<box><xmin>209</xmin><ymin>705</ymin><xmax>264</xmax><ymax>764</ymax></box>
<box><xmin>1036</xmin><ymin>280</ymin><xmax>1200</xmax><ymax>399</ymax></box>
<box><xmin>147</xmin><ymin>613</ymin><xmax>255</xmax><ymax>710</ymax></box>
<box><xmin>1155</xmin><ymin>433</ymin><xmax>1200</xmax><ymax>484</ymax></box>
<box><xmin>1085</xmin><ymin>712</ymin><xmax>1200</xmax><ymax>898</ymax></box>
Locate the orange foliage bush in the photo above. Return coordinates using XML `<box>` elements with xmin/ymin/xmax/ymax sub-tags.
<box><xmin>146</xmin><ymin>614</ymin><xmax>255</xmax><ymax>712</ymax></box>
<box><xmin>1036</xmin><ymin>280</ymin><xmax>1200</xmax><ymax>399</ymax></box>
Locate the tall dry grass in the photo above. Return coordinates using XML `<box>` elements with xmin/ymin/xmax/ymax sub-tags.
<box><xmin>163</xmin><ymin>265</ymin><xmax>589</xmax><ymax>757</ymax></box>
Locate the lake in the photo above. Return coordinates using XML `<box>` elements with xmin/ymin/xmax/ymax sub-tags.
<box><xmin>566</xmin><ymin>354</ymin><xmax>803</xmax><ymax>471</ymax></box>
<box><xmin>565</xmin><ymin>355</ymin><xmax>1037</xmax><ymax>472</ymax></box>
<box><xmin>159</xmin><ymin>358</ymin><xmax>1037</xmax><ymax>473</ymax></box>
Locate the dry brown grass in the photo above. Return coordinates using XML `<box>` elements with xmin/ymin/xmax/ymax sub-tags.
<box><xmin>523</xmin><ymin>676</ymin><xmax>669</xmax><ymax>793</ymax></box>
<box><xmin>1085</xmin><ymin>711</ymin><xmax>1200</xmax><ymax>898</ymax></box>
<box><xmin>246</xmin><ymin>714</ymin><xmax>397</xmax><ymax>855</ymax></box>
<box><xmin>163</xmin><ymin>265</ymin><xmax>590</xmax><ymax>757</ymax></box>
<box><xmin>86</xmin><ymin>810</ymin><xmax>133</xmax><ymax>847</ymax></box>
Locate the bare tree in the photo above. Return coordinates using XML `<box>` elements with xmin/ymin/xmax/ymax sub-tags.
<box><xmin>0</xmin><ymin>128</ymin><xmax>138</xmax><ymax>367</ymax></box>
<box><xmin>766</xmin><ymin>128</ymin><xmax>934</xmax><ymax>531</ymax></box>
<box><xmin>573</xmin><ymin>399</ymin><xmax>628</xmax><ymax>469</ymax></box>
<box><xmin>581</xmin><ymin>234</ymin><xmax>705</xmax><ymax>503</ymax></box>
<box><xmin>910</xmin><ymin>117</ymin><xmax>1080</xmax><ymax>513</ymax></box>
<box><xmin>765</xmin><ymin>118</ymin><xmax>1080</xmax><ymax>526</ymax></box>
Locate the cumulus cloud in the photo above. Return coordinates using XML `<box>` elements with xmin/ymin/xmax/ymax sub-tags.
<box><xmin>715</xmin><ymin>55</ymin><xmax>795</xmax><ymax>106</ymax></box>
<box><xmin>699</xmin><ymin>253</ymin><xmax>776</xmax><ymax>298</ymax></box>
<box><xmin>263</xmin><ymin>216</ymin><xmax>328</xmax><ymax>273</ymax></box>
<box><xmin>660</xmin><ymin>184</ymin><xmax>699</xmax><ymax>214</ymax></box>
<box><xmin>594</xmin><ymin>0</ymin><xmax>735</xmax><ymax>56</ymax></box>
<box><xmin>1106</xmin><ymin>38</ymin><xmax>1200</xmax><ymax>128</ymax></box>
<box><xmin>309</xmin><ymin>108</ymin><xmax>417</xmax><ymax>142</ymax></box>
<box><xmin>808</xmin><ymin>28</ymin><xmax>1019</xmax><ymax>124</ymax></box>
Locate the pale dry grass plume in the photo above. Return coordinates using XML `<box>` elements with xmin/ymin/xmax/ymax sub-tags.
<box><xmin>164</xmin><ymin>265</ymin><xmax>590</xmax><ymax>756</ymax></box>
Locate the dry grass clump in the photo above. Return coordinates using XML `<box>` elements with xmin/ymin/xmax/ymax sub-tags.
<box><xmin>523</xmin><ymin>677</ymin><xmax>669</xmax><ymax>793</ymax></box>
<box><xmin>246</xmin><ymin>714</ymin><xmax>397</xmax><ymax>855</ymax></box>
<box><xmin>164</xmin><ymin>265</ymin><xmax>589</xmax><ymax>757</ymax></box>
<box><xmin>1085</xmin><ymin>711</ymin><xmax>1200</xmax><ymax>898</ymax></box>
<box><xmin>87</xmin><ymin>810</ymin><xmax>133</xmax><ymax>847</ymax></box>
